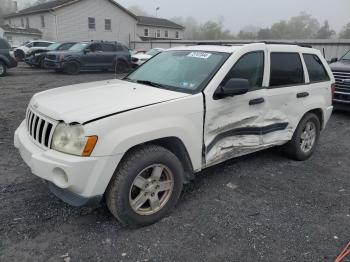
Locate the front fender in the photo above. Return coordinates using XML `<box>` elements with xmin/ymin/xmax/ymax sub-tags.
<box><xmin>85</xmin><ymin>94</ymin><xmax>204</xmax><ymax>171</ymax></box>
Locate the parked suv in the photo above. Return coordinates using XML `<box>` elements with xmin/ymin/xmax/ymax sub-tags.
<box><xmin>14</xmin><ymin>40</ymin><xmax>55</xmax><ymax>61</ymax></box>
<box><xmin>0</xmin><ymin>37</ymin><xmax>18</xmax><ymax>77</ymax></box>
<box><xmin>25</xmin><ymin>42</ymin><xmax>76</xmax><ymax>68</ymax></box>
<box><xmin>44</xmin><ymin>41</ymin><xmax>131</xmax><ymax>74</ymax></box>
<box><xmin>14</xmin><ymin>43</ymin><xmax>334</xmax><ymax>227</ymax></box>
<box><xmin>330</xmin><ymin>50</ymin><xmax>350</xmax><ymax>110</ymax></box>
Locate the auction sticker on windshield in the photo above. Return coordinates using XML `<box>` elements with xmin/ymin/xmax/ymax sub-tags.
<box><xmin>187</xmin><ymin>52</ymin><xmax>212</xmax><ymax>59</ymax></box>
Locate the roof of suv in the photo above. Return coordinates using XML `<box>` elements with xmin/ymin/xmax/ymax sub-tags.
<box><xmin>168</xmin><ymin>43</ymin><xmax>319</xmax><ymax>55</ymax></box>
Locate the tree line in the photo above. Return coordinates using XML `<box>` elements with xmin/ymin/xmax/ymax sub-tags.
<box><xmin>129</xmin><ymin>5</ymin><xmax>350</xmax><ymax>40</ymax></box>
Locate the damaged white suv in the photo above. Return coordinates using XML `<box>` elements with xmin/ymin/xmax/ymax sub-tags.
<box><xmin>14</xmin><ymin>43</ymin><xmax>334</xmax><ymax>227</ymax></box>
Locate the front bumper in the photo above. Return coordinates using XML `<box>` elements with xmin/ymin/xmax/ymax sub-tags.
<box><xmin>14</xmin><ymin>121</ymin><xmax>123</xmax><ymax>206</ymax></box>
<box><xmin>44</xmin><ymin>59</ymin><xmax>63</xmax><ymax>69</ymax></box>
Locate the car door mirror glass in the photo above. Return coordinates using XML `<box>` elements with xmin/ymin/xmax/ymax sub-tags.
<box><xmin>215</xmin><ymin>78</ymin><xmax>251</xmax><ymax>99</ymax></box>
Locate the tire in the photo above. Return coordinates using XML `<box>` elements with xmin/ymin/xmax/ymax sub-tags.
<box><xmin>64</xmin><ymin>61</ymin><xmax>80</xmax><ymax>75</ymax></box>
<box><xmin>106</xmin><ymin>145</ymin><xmax>184</xmax><ymax>227</ymax></box>
<box><xmin>283</xmin><ymin>113</ymin><xmax>321</xmax><ymax>161</ymax></box>
<box><xmin>15</xmin><ymin>50</ymin><xmax>25</xmax><ymax>61</ymax></box>
<box><xmin>114</xmin><ymin>59</ymin><xmax>128</xmax><ymax>73</ymax></box>
<box><xmin>0</xmin><ymin>61</ymin><xmax>7</xmax><ymax>77</ymax></box>
<box><xmin>54</xmin><ymin>69</ymin><xmax>63</xmax><ymax>73</ymax></box>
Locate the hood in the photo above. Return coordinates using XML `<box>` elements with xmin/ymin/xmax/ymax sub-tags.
<box><xmin>132</xmin><ymin>53</ymin><xmax>152</xmax><ymax>60</ymax></box>
<box><xmin>30</xmin><ymin>79</ymin><xmax>190</xmax><ymax>124</ymax></box>
<box><xmin>330</xmin><ymin>59</ymin><xmax>350</xmax><ymax>72</ymax></box>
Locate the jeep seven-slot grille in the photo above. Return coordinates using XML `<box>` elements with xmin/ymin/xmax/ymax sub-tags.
<box><xmin>333</xmin><ymin>71</ymin><xmax>350</xmax><ymax>103</ymax></box>
<box><xmin>26</xmin><ymin>109</ymin><xmax>55</xmax><ymax>148</ymax></box>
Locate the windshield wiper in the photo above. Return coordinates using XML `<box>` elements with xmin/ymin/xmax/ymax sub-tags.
<box><xmin>135</xmin><ymin>80</ymin><xmax>165</xmax><ymax>88</ymax></box>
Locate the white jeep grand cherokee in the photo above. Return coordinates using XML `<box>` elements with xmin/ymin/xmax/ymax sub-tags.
<box><xmin>14</xmin><ymin>43</ymin><xmax>334</xmax><ymax>227</ymax></box>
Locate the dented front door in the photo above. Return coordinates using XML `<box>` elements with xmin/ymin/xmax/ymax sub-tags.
<box><xmin>204</xmin><ymin>50</ymin><xmax>268</xmax><ymax>167</ymax></box>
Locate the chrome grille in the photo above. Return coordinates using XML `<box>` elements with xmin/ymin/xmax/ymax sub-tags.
<box><xmin>26</xmin><ymin>108</ymin><xmax>56</xmax><ymax>148</ymax></box>
<box><xmin>333</xmin><ymin>71</ymin><xmax>350</xmax><ymax>103</ymax></box>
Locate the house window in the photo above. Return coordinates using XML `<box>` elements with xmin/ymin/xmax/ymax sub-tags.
<box><xmin>8</xmin><ymin>19</ymin><xmax>12</xmax><ymax>25</ymax></box>
<box><xmin>88</xmin><ymin>17</ymin><xmax>95</xmax><ymax>30</ymax></box>
<box><xmin>164</xmin><ymin>30</ymin><xmax>169</xmax><ymax>38</ymax></box>
<box><xmin>144</xmin><ymin>28</ymin><xmax>149</xmax><ymax>37</ymax></box>
<box><xmin>21</xmin><ymin>17</ymin><xmax>24</xmax><ymax>27</ymax></box>
<box><xmin>26</xmin><ymin>17</ymin><xmax>30</xmax><ymax>28</ymax></box>
<box><xmin>41</xmin><ymin>16</ymin><xmax>45</xmax><ymax>28</ymax></box>
<box><xmin>175</xmin><ymin>31</ymin><xmax>179</xmax><ymax>39</ymax></box>
<box><xmin>156</xmin><ymin>29</ymin><xmax>161</xmax><ymax>38</ymax></box>
<box><xmin>105</xmin><ymin>19</ymin><xmax>111</xmax><ymax>31</ymax></box>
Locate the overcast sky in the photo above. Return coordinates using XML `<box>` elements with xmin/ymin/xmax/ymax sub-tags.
<box><xmin>19</xmin><ymin>0</ymin><xmax>350</xmax><ymax>32</ymax></box>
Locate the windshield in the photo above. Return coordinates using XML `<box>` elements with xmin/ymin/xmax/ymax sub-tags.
<box><xmin>146</xmin><ymin>49</ymin><xmax>162</xmax><ymax>56</ymax></box>
<box><xmin>342</xmin><ymin>50</ymin><xmax>350</xmax><ymax>60</ymax></box>
<box><xmin>126</xmin><ymin>50</ymin><xmax>230</xmax><ymax>93</ymax></box>
<box><xmin>47</xmin><ymin>43</ymin><xmax>60</xmax><ymax>50</ymax></box>
<box><xmin>69</xmin><ymin>43</ymin><xmax>89</xmax><ymax>51</ymax></box>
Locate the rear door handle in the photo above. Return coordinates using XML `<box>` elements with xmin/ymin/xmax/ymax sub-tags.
<box><xmin>249</xmin><ymin>98</ymin><xmax>265</xmax><ymax>105</ymax></box>
<box><xmin>297</xmin><ymin>92</ymin><xmax>309</xmax><ymax>98</ymax></box>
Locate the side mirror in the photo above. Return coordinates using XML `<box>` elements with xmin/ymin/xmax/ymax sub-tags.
<box><xmin>214</xmin><ymin>78</ymin><xmax>251</xmax><ymax>99</ymax></box>
<box><xmin>84</xmin><ymin>48</ymin><xmax>91</xmax><ymax>54</ymax></box>
<box><xmin>330</xmin><ymin>57</ymin><xmax>338</xmax><ymax>63</ymax></box>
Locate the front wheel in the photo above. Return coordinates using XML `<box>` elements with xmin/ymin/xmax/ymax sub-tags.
<box><xmin>0</xmin><ymin>61</ymin><xmax>7</xmax><ymax>77</ymax></box>
<box><xmin>283</xmin><ymin>113</ymin><xmax>321</xmax><ymax>161</ymax></box>
<box><xmin>64</xmin><ymin>61</ymin><xmax>80</xmax><ymax>75</ymax></box>
<box><xmin>106</xmin><ymin>145</ymin><xmax>184</xmax><ymax>227</ymax></box>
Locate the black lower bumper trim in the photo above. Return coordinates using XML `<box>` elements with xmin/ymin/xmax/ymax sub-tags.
<box><xmin>48</xmin><ymin>182</ymin><xmax>102</xmax><ymax>207</ymax></box>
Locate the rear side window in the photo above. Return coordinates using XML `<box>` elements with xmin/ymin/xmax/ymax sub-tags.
<box><xmin>270</xmin><ymin>53</ymin><xmax>304</xmax><ymax>87</ymax></box>
<box><xmin>222</xmin><ymin>51</ymin><xmax>264</xmax><ymax>87</ymax></box>
<box><xmin>101</xmin><ymin>44</ymin><xmax>116</xmax><ymax>52</ymax></box>
<box><xmin>303</xmin><ymin>54</ymin><xmax>330</xmax><ymax>82</ymax></box>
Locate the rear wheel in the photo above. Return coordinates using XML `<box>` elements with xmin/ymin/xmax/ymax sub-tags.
<box><xmin>106</xmin><ymin>145</ymin><xmax>184</xmax><ymax>227</ymax></box>
<box><xmin>114</xmin><ymin>59</ymin><xmax>128</xmax><ymax>73</ymax></box>
<box><xmin>283</xmin><ymin>113</ymin><xmax>321</xmax><ymax>161</ymax></box>
<box><xmin>64</xmin><ymin>61</ymin><xmax>80</xmax><ymax>75</ymax></box>
<box><xmin>0</xmin><ymin>61</ymin><xmax>7</xmax><ymax>77</ymax></box>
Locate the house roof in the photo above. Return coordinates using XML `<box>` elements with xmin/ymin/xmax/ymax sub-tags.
<box><xmin>1</xmin><ymin>24</ymin><xmax>42</xmax><ymax>36</ymax></box>
<box><xmin>137</xmin><ymin>16</ymin><xmax>184</xmax><ymax>30</ymax></box>
<box><xmin>5</xmin><ymin>0</ymin><xmax>137</xmax><ymax>19</ymax></box>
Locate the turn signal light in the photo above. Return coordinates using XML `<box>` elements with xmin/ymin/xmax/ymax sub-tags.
<box><xmin>82</xmin><ymin>136</ymin><xmax>98</xmax><ymax>157</ymax></box>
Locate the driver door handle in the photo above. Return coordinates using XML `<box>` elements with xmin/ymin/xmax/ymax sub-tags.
<box><xmin>249</xmin><ymin>98</ymin><xmax>265</xmax><ymax>105</ymax></box>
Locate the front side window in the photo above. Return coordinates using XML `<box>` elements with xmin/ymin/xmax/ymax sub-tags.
<box><xmin>126</xmin><ymin>50</ymin><xmax>230</xmax><ymax>93</ymax></box>
<box><xmin>222</xmin><ymin>51</ymin><xmax>264</xmax><ymax>88</ymax></box>
<box><xmin>270</xmin><ymin>53</ymin><xmax>304</xmax><ymax>87</ymax></box>
<box><xmin>41</xmin><ymin>15</ymin><xmax>45</xmax><ymax>28</ymax></box>
<box><xmin>105</xmin><ymin>19</ymin><xmax>111</xmax><ymax>31</ymax></box>
<box><xmin>88</xmin><ymin>17</ymin><xmax>95</xmax><ymax>30</ymax></box>
<box><xmin>144</xmin><ymin>28</ymin><xmax>149</xmax><ymax>37</ymax></box>
<box><xmin>303</xmin><ymin>54</ymin><xmax>330</xmax><ymax>82</ymax></box>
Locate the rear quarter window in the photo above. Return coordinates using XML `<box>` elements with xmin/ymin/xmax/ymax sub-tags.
<box><xmin>303</xmin><ymin>54</ymin><xmax>330</xmax><ymax>82</ymax></box>
<box><xmin>270</xmin><ymin>52</ymin><xmax>305</xmax><ymax>87</ymax></box>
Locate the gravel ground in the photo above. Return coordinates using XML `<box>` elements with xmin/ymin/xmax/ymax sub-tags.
<box><xmin>0</xmin><ymin>64</ymin><xmax>349</xmax><ymax>262</ymax></box>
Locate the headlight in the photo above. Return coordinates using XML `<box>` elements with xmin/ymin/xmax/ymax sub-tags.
<box><xmin>51</xmin><ymin>123</ymin><xmax>98</xmax><ymax>156</ymax></box>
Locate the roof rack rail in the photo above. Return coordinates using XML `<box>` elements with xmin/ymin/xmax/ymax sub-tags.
<box><xmin>195</xmin><ymin>41</ymin><xmax>313</xmax><ymax>48</ymax></box>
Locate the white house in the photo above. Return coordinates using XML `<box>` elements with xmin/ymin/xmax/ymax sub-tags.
<box><xmin>137</xmin><ymin>16</ymin><xmax>185</xmax><ymax>41</ymax></box>
<box><xmin>0</xmin><ymin>24</ymin><xmax>42</xmax><ymax>47</ymax></box>
<box><xmin>4</xmin><ymin>0</ymin><xmax>138</xmax><ymax>45</ymax></box>
<box><xmin>3</xmin><ymin>0</ymin><xmax>185</xmax><ymax>46</ymax></box>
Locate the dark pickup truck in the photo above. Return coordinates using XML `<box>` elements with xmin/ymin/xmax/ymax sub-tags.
<box><xmin>0</xmin><ymin>37</ymin><xmax>17</xmax><ymax>77</ymax></box>
<box><xmin>330</xmin><ymin>50</ymin><xmax>350</xmax><ymax>110</ymax></box>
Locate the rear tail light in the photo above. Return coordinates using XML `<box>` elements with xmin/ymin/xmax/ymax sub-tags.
<box><xmin>331</xmin><ymin>83</ymin><xmax>336</xmax><ymax>99</ymax></box>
